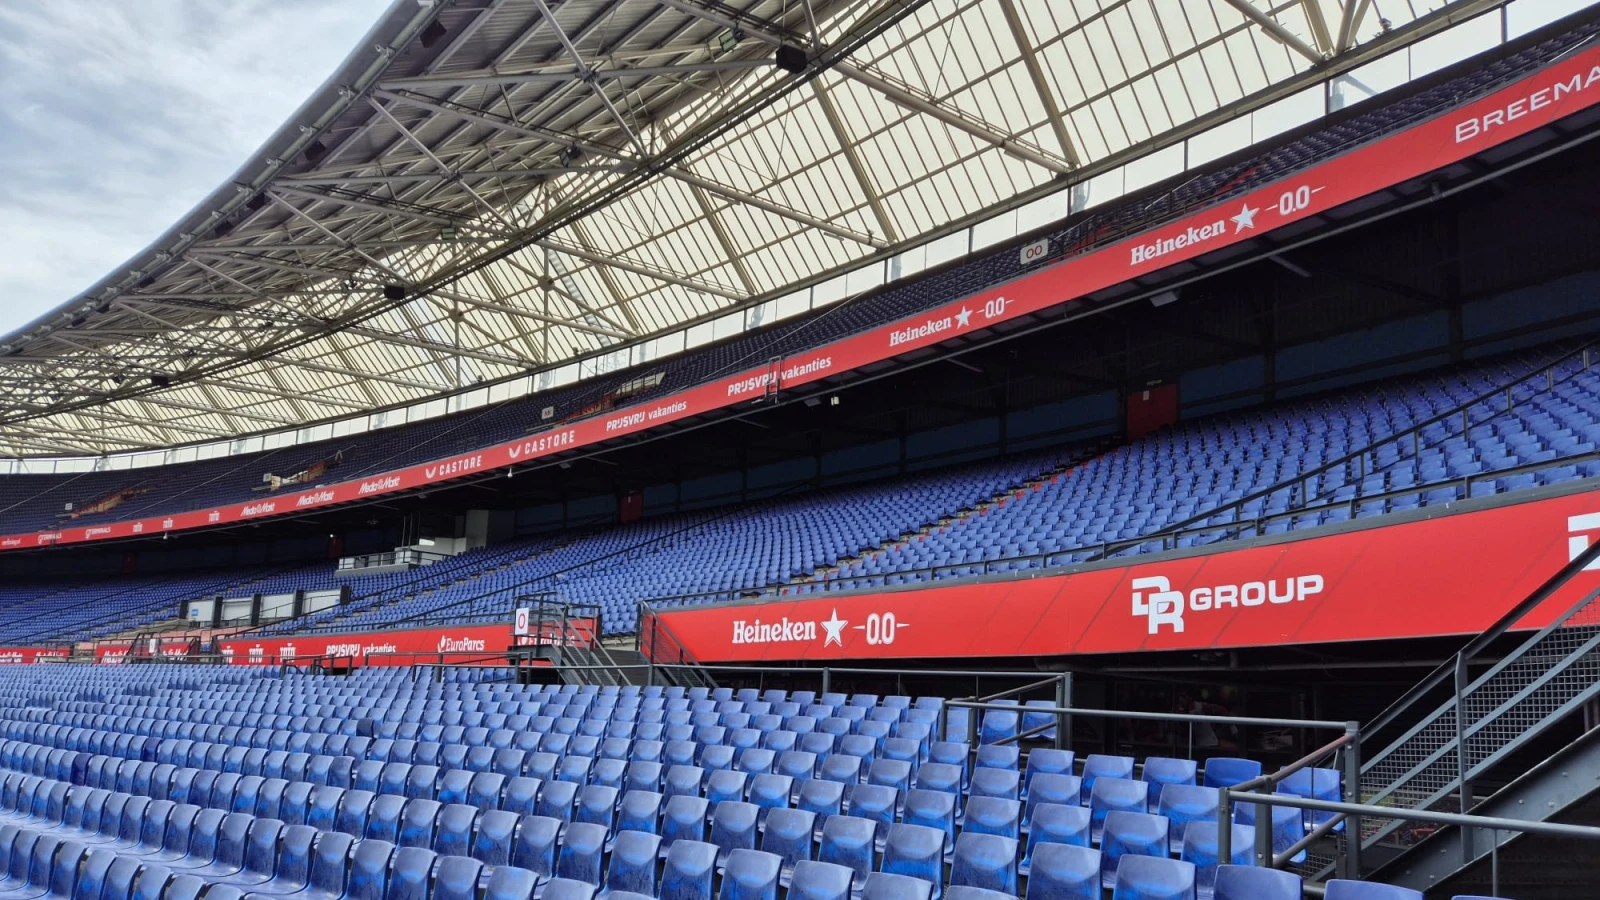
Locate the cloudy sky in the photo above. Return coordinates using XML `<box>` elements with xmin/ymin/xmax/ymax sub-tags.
<box><xmin>0</xmin><ymin>0</ymin><xmax>394</xmax><ymax>334</ymax></box>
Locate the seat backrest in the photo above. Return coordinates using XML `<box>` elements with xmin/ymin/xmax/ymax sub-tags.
<box><xmin>881</xmin><ymin>823</ymin><xmax>946</xmax><ymax>897</ymax></box>
<box><xmin>500</xmin><ymin>777</ymin><xmax>540</xmax><ymax>817</ymax></box>
<box><xmin>1201</xmin><ymin>757</ymin><xmax>1262</xmax><ymax>790</ymax></box>
<box><xmin>483</xmin><ymin>864</ymin><xmax>538</xmax><ymax>900</ymax></box>
<box><xmin>861</xmin><ymin>872</ymin><xmax>934</xmax><ymax>900</ymax></box>
<box><xmin>388</xmin><ymin>846</ymin><xmax>438</xmax><ymax>900</ymax></box>
<box><xmin>433</xmin><ymin>855</ymin><xmax>485</xmax><ymax>900</ymax></box>
<box><xmin>1024</xmin><ymin>842</ymin><xmax>1100</xmax><ymax>900</ymax></box>
<box><xmin>510</xmin><ymin>815</ymin><xmax>563</xmax><ymax>878</ymax></box>
<box><xmin>662</xmin><ymin>796</ymin><xmax>710</xmax><ymax>847</ymax></box>
<box><xmin>817</xmin><ymin>815</ymin><xmax>875</xmax><ymax>891</ymax></box>
<box><xmin>103</xmin><ymin>856</ymin><xmax>142</xmax><ymax>900</ymax></box>
<box><xmin>365</xmin><ymin>794</ymin><xmax>408</xmax><ymax>843</ymax></box>
<box><xmin>759</xmin><ymin>807</ymin><xmax>816</xmax><ymax>874</ymax></box>
<box><xmin>617</xmin><ymin>790</ymin><xmax>663</xmax><ymax>836</ymax></box>
<box><xmin>718</xmin><ymin>849</ymin><xmax>781</xmax><ymax>900</ymax></box>
<box><xmin>71</xmin><ymin>848</ymin><xmax>117</xmax><ymax>900</ymax></box>
<box><xmin>1211</xmin><ymin>864</ymin><xmax>1302</xmax><ymax>900</ymax></box>
<box><xmin>951</xmin><ymin>831</ymin><xmax>1018</xmax><ymax>897</ymax></box>
<box><xmin>328</xmin><ymin>788</ymin><xmax>368</xmax><ymax>836</ymax></box>
<box><xmin>434</xmin><ymin>803</ymin><xmax>479</xmax><ymax>857</ymax></box>
<box><xmin>556</xmin><ymin>821</ymin><xmax>607</xmax><ymax>886</ymax></box>
<box><xmin>963</xmin><ymin>796</ymin><xmax>1022</xmax><ymax>840</ymax></box>
<box><xmin>1322</xmin><ymin>881</ymin><xmax>1425</xmax><ymax>900</ymax></box>
<box><xmin>346</xmin><ymin>838</ymin><xmax>396</xmax><ymax>900</ymax></box>
<box><xmin>605</xmin><ymin>830</ymin><xmax>662</xmax><ymax>896</ymax></box>
<box><xmin>1112</xmin><ymin>855</ymin><xmax>1196</xmax><ymax>900</ymax></box>
<box><xmin>306</xmin><ymin>831</ymin><xmax>356</xmax><ymax>897</ymax></box>
<box><xmin>660</xmin><ymin>839</ymin><xmax>717</xmax><ymax>900</ymax></box>
<box><xmin>710</xmin><ymin>801</ymin><xmax>760</xmax><ymax>865</ymax></box>
<box><xmin>1100</xmin><ymin>810</ymin><xmax>1171</xmax><ymax>888</ymax></box>
<box><xmin>472</xmin><ymin>809</ymin><xmax>519</xmax><ymax>866</ymax></box>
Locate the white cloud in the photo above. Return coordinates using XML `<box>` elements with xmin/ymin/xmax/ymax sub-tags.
<box><xmin>0</xmin><ymin>0</ymin><xmax>394</xmax><ymax>333</ymax></box>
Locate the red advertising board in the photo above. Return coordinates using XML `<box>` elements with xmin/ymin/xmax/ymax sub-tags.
<box><xmin>217</xmin><ymin>622</ymin><xmax>515</xmax><ymax>667</ymax></box>
<box><xmin>651</xmin><ymin>489</ymin><xmax>1600</xmax><ymax>662</ymax></box>
<box><xmin>94</xmin><ymin>642</ymin><xmax>194</xmax><ymax>664</ymax></box>
<box><xmin>3</xmin><ymin>49</ymin><xmax>1599</xmax><ymax>554</ymax></box>
<box><xmin>0</xmin><ymin>648</ymin><xmax>71</xmax><ymax>665</ymax></box>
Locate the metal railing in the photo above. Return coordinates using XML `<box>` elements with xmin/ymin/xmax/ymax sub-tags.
<box><xmin>1086</xmin><ymin>340</ymin><xmax>1598</xmax><ymax>563</ymax></box>
<box><xmin>945</xmin><ymin>695</ymin><xmax>1360</xmax><ymax>876</ymax></box>
<box><xmin>1352</xmin><ymin>519</ymin><xmax>1600</xmax><ymax>870</ymax></box>
<box><xmin>639</xmin><ymin>454</ymin><xmax>1600</xmax><ymax>616</ymax></box>
<box><xmin>1217</xmin><ymin>791</ymin><xmax>1600</xmax><ymax>898</ymax></box>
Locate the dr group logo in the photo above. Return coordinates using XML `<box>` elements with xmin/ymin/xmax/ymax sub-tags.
<box><xmin>730</xmin><ymin>607</ymin><xmax>909</xmax><ymax>649</ymax></box>
<box><xmin>1130</xmin><ymin>574</ymin><xmax>1324</xmax><ymax>635</ymax></box>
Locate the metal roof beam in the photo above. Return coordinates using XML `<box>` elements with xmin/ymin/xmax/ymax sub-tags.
<box><xmin>809</xmin><ymin>78</ymin><xmax>899</xmax><ymax>243</ymax></box>
<box><xmin>378</xmin><ymin>58</ymin><xmax>770</xmax><ymax>91</ymax></box>
<box><xmin>1221</xmin><ymin>0</ymin><xmax>1326</xmax><ymax>63</ymax></box>
<box><xmin>279</xmin><ymin>167</ymin><xmax>622</xmax><ymax>187</ymax></box>
<box><xmin>373</xmin><ymin>89</ymin><xmax>885</xmax><ymax>247</ymax></box>
<box><xmin>995</xmin><ymin>0</ymin><xmax>1082</xmax><ymax>168</ymax></box>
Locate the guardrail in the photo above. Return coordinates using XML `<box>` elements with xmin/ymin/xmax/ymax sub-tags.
<box><xmin>1215</xmin><ymin>791</ymin><xmax>1600</xmax><ymax>898</ymax></box>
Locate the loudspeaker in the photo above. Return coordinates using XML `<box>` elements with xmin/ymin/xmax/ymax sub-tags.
<box><xmin>775</xmin><ymin>45</ymin><xmax>807</xmax><ymax>74</ymax></box>
<box><xmin>383</xmin><ymin>284</ymin><xmax>409</xmax><ymax>301</ymax></box>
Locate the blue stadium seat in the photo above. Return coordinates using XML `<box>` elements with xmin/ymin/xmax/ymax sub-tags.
<box><xmin>511</xmin><ymin>816</ymin><xmax>562</xmax><ymax>881</ymax></box>
<box><xmin>786</xmin><ymin>860</ymin><xmax>853</xmax><ymax>900</ymax></box>
<box><xmin>1155</xmin><ymin>785</ymin><xmax>1218</xmax><ymax>846</ymax></box>
<box><xmin>1021</xmin><ymin>803</ymin><xmax>1090</xmax><ymax>875</ymax></box>
<box><xmin>617</xmin><ymin>791</ymin><xmax>664</xmax><ymax>838</ymax></box>
<box><xmin>1201</xmin><ymin>760</ymin><xmax>1261</xmax><ymax>791</ymax></box>
<box><xmin>1321</xmin><ymin>882</ymin><xmax>1424</xmax><ymax>900</ymax></box>
<box><xmin>602</xmin><ymin>830</ymin><xmax>661</xmax><ymax>897</ymax></box>
<box><xmin>1178</xmin><ymin>821</ymin><xmax>1251</xmax><ymax>899</ymax></box>
<box><xmin>1100</xmin><ymin>812</ymin><xmax>1169</xmax><ymax>889</ymax></box>
<box><xmin>474</xmin><ymin>810</ymin><xmax>519</xmax><ymax>868</ymax></box>
<box><xmin>660</xmin><ymin>840</ymin><xmax>717</xmax><ymax>900</ymax></box>
<box><xmin>1210</xmin><ymin>865</ymin><xmax>1299</xmax><ymax>900</ymax></box>
<box><xmin>710</xmin><ymin>802</ymin><xmax>760</xmax><ymax>868</ymax></box>
<box><xmin>1090</xmin><ymin>780</ymin><xmax>1149</xmax><ymax>843</ymax></box>
<box><xmin>485</xmin><ymin>865</ymin><xmax>539</xmax><ymax>900</ymax></box>
<box><xmin>557</xmin><ymin>822</ymin><xmax>609</xmax><ymax>887</ymax></box>
<box><xmin>1023</xmin><ymin>842</ymin><xmax>1100</xmax><ymax>900</ymax></box>
<box><xmin>1080</xmin><ymin>757</ymin><xmax>1135</xmax><ymax>806</ymax></box>
<box><xmin>1110</xmin><ymin>856</ymin><xmax>1195</xmax><ymax>900</ymax></box>
<box><xmin>817</xmin><ymin>816</ymin><xmax>876</xmax><ymax>892</ymax></box>
<box><xmin>881</xmin><ymin>824</ymin><xmax>946</xmax><ymax>900</ymax></box>
<box><xmin>1140</xmin><ymin>759</ymin><xmax>1197</xmax><ymax>810</ymax></box>
<box><xmin>951</xmin><ymin>832</ymin><xmax>1018</xmax><ymax>896</ymax></box>
<box><xmin>662</xmin><ymin>797</ymin><xmax>710</xmax><ymax>849</ymax></box>
<box><xmin>861</xmin><ymin>872</ymin><xmax>934</xmax><ymax>900</ymax></box>
<box><xmin>718</xmin><ymin>850</ymin><xmax>781</xmax><ymax>900</ymax></box>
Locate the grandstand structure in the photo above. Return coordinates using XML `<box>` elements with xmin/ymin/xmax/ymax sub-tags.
<box><xmin>0</xmin><ymin>0</ymin><xmax>1598</xmax><ymax>897</ymax></box>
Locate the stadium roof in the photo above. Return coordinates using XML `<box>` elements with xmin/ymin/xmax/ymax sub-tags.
<box><xmin>0</xmin><ymin>0</ymin><xmax>1535</xmax><ymax>456</ymax></box>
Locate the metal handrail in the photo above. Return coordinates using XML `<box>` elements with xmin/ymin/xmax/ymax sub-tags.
<box><xmin>1217</xmin><ymin>791</ymin><xmax>1600</xmax><ymax>898</ymax></box>
<box><xmin>1087</xmin><ymin>339</ymin><xmax>1597</xmax><ymax>563</ymax></box>
<box><xmin>636</xmin><ymin>449</ymin><xmax>1600</xmax><ymax>615</ymax></box>
<box><xmin>1364</xmin><ymin>527</ymin><xmax>1600</xmax><ymax>741</ymax></box>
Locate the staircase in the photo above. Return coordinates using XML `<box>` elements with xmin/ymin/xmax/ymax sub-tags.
<box><xmin>1328</xmin><ymin>538</ymin><xmax>1600</xmax><ymax>891</ymax></box>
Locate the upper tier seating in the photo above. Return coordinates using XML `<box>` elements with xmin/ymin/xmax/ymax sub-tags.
<box><xmin>0</xmin><ymin>18</ymin><xmax>1591</xmax><ymax>536</ymax></box>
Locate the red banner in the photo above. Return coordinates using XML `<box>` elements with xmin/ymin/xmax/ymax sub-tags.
<box><xmin>5</xmin><ymin>49</ymin><xmax>1600</xmax><ymax>554</ymax></box>
<box><xmin>651</xmin><ymin>489</ymin><xmax>1600</xmax><ymax>662</ymax></box>
<box><xmin>94</xmin><ymin>642</ymin><xmax>194</xmax><ymax>664</ymax></box>
<box><xmin>0</xmin><ymin>648</ymin><xmax>72</xmax><ymax>664</ymax></box>
<box><xmin>217</xmin><ymin>622</ymin><xmax>516</xmax><ymax>667</ymax></box>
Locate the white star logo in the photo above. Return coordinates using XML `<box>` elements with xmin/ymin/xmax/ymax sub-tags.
<box><xmin>821</xmin><ymin>609</ymin><xmax>848</xmax><ymax>647</ymax></box>
<box><xmin>954</xmin><ymin>307</ymin><xmax>972</xmax><ymax>327</ymax></box>
<box><xmin>1230</xmin><ymin>203</ymin><xmax>1259</xmax><ymax>233</ymax></box>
